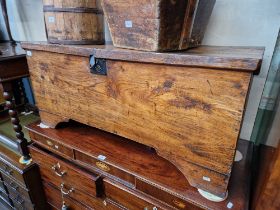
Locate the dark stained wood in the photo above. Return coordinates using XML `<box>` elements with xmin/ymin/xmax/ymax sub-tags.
<box><xmin>0</xmin><ymin>145</ymin><xmax>48</xmax><ymax>210</ymax></box>
<box><xmin>29</xmin><ymin>131</ymin><xmax>73</xmax><ymax>159</ymax></box>
<box><xmin>252</xmin><ymin>142</ymin><xmax>280</xmax><ymax>210</ymax></box>
<box><xmin>29</xmin><ymin>145</ymin><xmax>102</xmax><ymax>200</ymax></box>
<box><xmin>43</xmin><ymin>0</ymin><xmax>104</xmax><ymax>45</ymax></box>
<box><xmin>27</xmin><ymin>121</ymin><xmax>254</xmax><ymax>210</ymax></box>
<box><xmin>21</xmin><ymin>42</ymin><xmax>264</xmax><ymax>72</ymax></box>
<box><xmin>43</xmin><ymin>181</ymin><xmax>123</xmax><ymax>210</ymax></box>
<box><xmin>101</xmin><ymin>0</ymin><xmax>215</xmax><ymax>51</ymax></box>
<box><xmin>0</xmin><ymin>42</ymin><xmax>31</xmax><ymax>162</ymax></box>
<box><xmin>104</xmin><ymin>178</ymin><xmax>180</xmax><ymax>210</ymax></box>
<box><xmin>44</xmin><ymin>182</ymin><xmax>90</xmax><ymax>210</ymax></box>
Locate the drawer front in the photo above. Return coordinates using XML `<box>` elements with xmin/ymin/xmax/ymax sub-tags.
<box><xmin>0</xmin><ymin>198</ymin><xmax>13</xmax><ymax>210</ymax></box>
<box><xmin>104</xmin><ymin>179</ymin><xmax>172</xmax><ymax>210</ymax></box>
<box><xmin>30</xmin><ymin>145</ymin><xmax>100</xmax><ymax>199</ymax></box>
<box><xmin>0</xmin><ymin>179</ymin><xmax>7</xmax><ymax>193</ymax></box>
<box><xmin>11</xmin><ymin>194</ymin><xmax>34</xmax><ymax>210</ymax></box>
<box><xmin>44</xmin><ymin>182</ymin><xmax>124</xmax><ymax>210</ymax></box>
<box><xmin>0</xmin><ymin>162</ymin><xmax>24</xmax><ymax>185</ymax></box>
<box><xmin>0</xmin><ymin>188</ymin><xmax>10</xmax><ymax>204</ymax></box>
<box><xmin>75</xmin><ymin>150</ymin><xmax>135</xmax><ymax>185</ymax></box>
<box><xmin>29</xmin><ymin>131</ymin><xmax>73</xmax><ymax>159</ymax></box>
<box><xmin>136</xmin><ymin>179</ymin><xmax>201</xmax><ymax>210</ymax></box>
<box><xmin>5</xmin><ymin>181</ymin><xmax>30</xmax><ymax>203</ymax></box>
<box><xmin>44</xmin><ymin>182</ymin><xmax>91</xmax><ymax>210</ymax></box>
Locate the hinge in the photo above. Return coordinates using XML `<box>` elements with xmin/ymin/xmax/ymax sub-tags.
<box><xmin>89</xmin><ymin>55</ymin><xmax>107</xmax><ymax>76</ymax></box>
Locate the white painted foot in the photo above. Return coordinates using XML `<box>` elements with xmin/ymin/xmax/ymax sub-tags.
<box><xmin>234</xmin><ymin>150</ymin><xmax>243</xmax><ymax>162</ymax></box>
<box><xmin>198</xmin><ymin>189</ymin><xmax>228</xmax><ymax>202</ymax></box>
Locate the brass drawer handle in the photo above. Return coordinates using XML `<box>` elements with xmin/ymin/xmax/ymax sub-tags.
<box><xmin>52</xmin><ymin>163</ymin><xmax>67</xmax><ymax>177</ymax></box>
<box><xmin>60</xmin><ymin>183</ymin><xmax>74</xmax><ymax>195</ymax></box>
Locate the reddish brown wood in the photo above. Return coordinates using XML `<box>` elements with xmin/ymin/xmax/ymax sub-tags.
<box><xmin>43</xmin><ymin>181</ymin><xmax>123</xmax><ymax>210</ymax></box>
<box><xmin>43</xmin><ymin>182</ymin><xmax>89</xmax><ymax>210</ymax></box>
<box><xmin>104</xmin><ymin>178</ymin><xmax>181</xmax><ymax>210</ymax></box>
<box><xmin>29</xmin><ymin>145</ymin><xmax>102</xmax><ymax>203</ymax></box>
<box><xmin>27</xmin><ymin>121</ymin><xmax>253</xmax><ymax>210</ymax></box>
<box><xmin>252</xmin><ymin>142</ymin><xmax>280</xmax><ymax>210</ymax></box>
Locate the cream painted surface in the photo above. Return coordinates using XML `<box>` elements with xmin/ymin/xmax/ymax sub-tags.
<box><xmin>6</xmin><ymin>0</ymin><xmax>280</xmax><ymax>144</ymax></box>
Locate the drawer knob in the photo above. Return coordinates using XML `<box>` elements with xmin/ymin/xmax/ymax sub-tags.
<box><xmin>52</xmin><ymin>163</ymin><xmax>67</xmax><ymax>177</ymax></box>
<box><xmin>60</xmin><ymin>183</ymin><xmax>74</xmax><ymax>195</ymax></box>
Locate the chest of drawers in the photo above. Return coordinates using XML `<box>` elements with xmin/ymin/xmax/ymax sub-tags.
<box><xmin>27</xmin><ymin>121</ymin><xmax>253</xmax><ymax>210</ymax></box>
<box><xmin>0</xmin><ymin>145</ymin><xmax>48</xmax><ymax>210</ymax></box>
<box><xmin>22</xmin><ymin>42</ymin><xmax>264</xmax><ymax>198</ymax></box>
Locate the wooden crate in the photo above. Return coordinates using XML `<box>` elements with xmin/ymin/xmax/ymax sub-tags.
<box><xmin>43</xmin><ymin>0</ymin><xmax>104</xmax><ymax>45</ymax></box>
<box><xmin>101</xmin><ymin>0</ymin><xmax>216</xmax><ymax>51</ymax></box>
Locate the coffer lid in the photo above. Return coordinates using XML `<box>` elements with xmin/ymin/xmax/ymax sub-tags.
<box><xmin>21</xmin><ymin>42</ymin><xmax>264</xmax><ymax>73</ymax></box>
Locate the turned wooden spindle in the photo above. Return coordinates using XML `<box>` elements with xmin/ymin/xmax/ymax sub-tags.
<box><xmin>3</xmin><ymin>85</ymin><xmax>31</xmax><ymax>162</ymax></box>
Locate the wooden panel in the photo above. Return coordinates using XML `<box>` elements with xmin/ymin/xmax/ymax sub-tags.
<box><xmin>2</xmin><ymin>173</ymin><xmax>30</xmax><ymax>201</ymax></box>
<box><xmin>44</xmin><ymin>181</ymin><xmax>90</xmax><ymax>210</ymax></box>
<box><xmin>74</xmin><ymin>150</ymin><xmax>136</xmax><ymax>185</ymax></box>
<box><xmin>43</xmin><ymin>181</ymin><xmax>123</xmax><ymax>210</ymax></box>
<box><xmin>21</xmin><ymin>43</ymin><xmax>264</xmax><ymax>72</ymax></box>
<box><xmin>29</xmin><ymin>131</ymin><xmax>73</xmax><ymax>159</ymax></box>
<box><xmin>53</xmin><ymin>0</ymin><xmax>97</xmax><ymax>8</ymax></box>
<box><xmin>101</xmin><ymin>0</ymin><xmax>215</xmax><ymax>51</ymax></box>
<box><xmin>29</xmin><ymin>145</ymin><xmax>101</xmax><ymax>200</ymax></box>
<box><xmin>26</xmin><ymin>50</ymin><xmax>253</xmax><ymax>196</ymax></box>
<box><xmin>254</xmin><ymin>143</ymin><xmax>280</xmax><ymax>210</ymax></box>
<box><xmin>0</xmin><ymin>162</ymin><xmax>25</xmax><ymax>185</ymax></box>
<box><xmin>43</xmin><ymin>0</ymin><xmax>104</xmax><ymax>45</ymax></box>
<box><xmin>44</xmin><ymin>12</ymin><xmax>104</xmax><ymax>44</ymax></box>
<box><xmin>10</xmin><ymin>194</ymin><xmax>34</xmax><ymax>210</ymax></box>
<box><xmin>104</xmin><ymin>178</ymin><xmax>175</xmax><ymax>210</ymax></box>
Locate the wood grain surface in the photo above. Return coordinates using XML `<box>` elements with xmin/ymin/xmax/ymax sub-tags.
<box><xmin>27</xmin><ymin>121</ymin><xmax>253</xmax><ymax>210</ymax></box>
<box><xmin>21</xmin><ymin>42</ymin><xmax>264</xmax><ymax>72</ymax></box>
<box><xmin>101</xmin><ymin>0</ymin><xmax>215</xmax><ymax>51</ymax></box>
<box><xmin>43</xmin><ymin>0</ymin><xmax>104</xmax><ymax>45</ymax></box>
<box><xmin>22</xmin><ymin>43</ymin><xmax>263</xmax><ymax>197</ymax></box>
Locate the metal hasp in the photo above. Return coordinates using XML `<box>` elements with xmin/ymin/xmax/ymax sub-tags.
<box><xmin>89</xmin><ymin>55</ymin><xmax>107</xmax><ymax>75</ymax></box>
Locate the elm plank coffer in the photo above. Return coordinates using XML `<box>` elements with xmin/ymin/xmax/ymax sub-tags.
<box><xmin>21</xmin><ymin>42</ymin><xmax>264</xmax><ymax>198</ymax></box>
<box><xmin>27</xmin><ymin>121</ymin><xmax>253</xmax><ymax>210</ymax></box>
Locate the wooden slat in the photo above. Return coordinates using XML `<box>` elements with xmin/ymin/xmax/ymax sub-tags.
<box><xmin>21</xmin><ymin>42</ymin><xmax>264</xmax><ymax>72</ymax></box>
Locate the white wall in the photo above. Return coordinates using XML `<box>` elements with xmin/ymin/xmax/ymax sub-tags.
<box><xmin>202</xmin><ymin>0</ymin><xmax>280</xmax><ymax>143</ymax></box>
<box><xmin>6</xmin><ymin>0</ymin><xmax>280</xmax><ymax>143</ymax></box>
